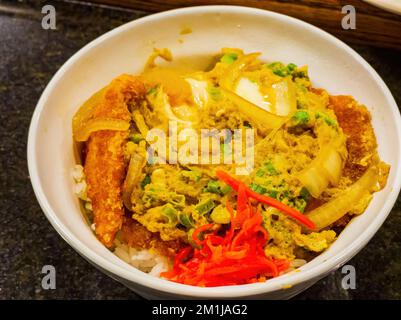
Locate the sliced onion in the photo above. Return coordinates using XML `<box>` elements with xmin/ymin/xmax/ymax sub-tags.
<box><xmin>235</xmin><ymin>77</ymin><xmax>274</xmax><ymax>113</ymax></box>
<box><xmin>132</xmin><ymin>110</ymin><xmax>150</xmax><ymax>137</ymax></box>
<box><xmin>74</xmin><ymin>118</ymin><xmax>130</xmax><ymax>142</ymax></box>
<box><xmin>185</xmin><ymin>78</ymin><xmax>209</xmax><ymax>107</ymax></box>
<box><xmin>306</xmin><ymin>164</ymin><xmax>381</xmax><ymax>230</ymax></box>
<box><xmin>272</xmin><ymin>77</ymin><xmax>297</xmax><ymax>116</ymax></box>
<box><xmin>221</xmin><ymin>88</ymin><xmax>286</xmax><ymax>131</ymax></box>
<box><xmin>298</xmin><ymin>138</ymin><xmax>347</xmax><ymax>198</ymax></box>
<box><xmin>122</xmin><ymin>152</ymin><xmax>146</xmax><ymax>210</ymax></box>
<box><xmin>321</xmin><ymin>146</ymin><xmax>343</xmax><ymax>185</ymax></box>
<box><xmin>219</xmin><ymin>53</ymin><xmax>261</xmax><ymax>90</ymax></box>
<box><xmin>141</xmin><ymin>67</ymin><xmax>192</xmax><ymax>106</ymax></box>
<box><xmin>72</xmin><ymin>87</ymin><xmax>107</xmax><ymax>137</ymax></box>
<box><xmin>72</xmin><ymin>82</ymin><xmax>133</xmax><ymax>141</ymax></box>
<box><xmin>144</xmin><ymin>48</ymin><xmax>173</xmax><ymax>71</ymax></box>
<box><xmin>298</xmin><ymin>166</ymin><xmax>329</xmax><ymax>199</ymax></box>
<box><xmin>145</xmin><ymin>88</ymin><xmax>193</xmax><ymax>127</ymax></box>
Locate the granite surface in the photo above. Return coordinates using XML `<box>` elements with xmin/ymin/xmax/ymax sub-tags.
<box><xmin>0</xmin><ymin>0</ymin><xmax>400</xmax><ymax>300</ymax></box>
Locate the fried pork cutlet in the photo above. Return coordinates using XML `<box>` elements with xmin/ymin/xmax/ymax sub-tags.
<box><xmin>328</xmin><ymin>95</ymin><xmax>377</xmax><ymax>182</ymax></box>
<box><xmin>121</xmin><ymin>217</ymin><xmax>184</xmax><ymax>259</ymax></box>
<box><xmin>84</xmin><ymin>75</ymin><xmax>146</xmax><ymax>247</ymax></box>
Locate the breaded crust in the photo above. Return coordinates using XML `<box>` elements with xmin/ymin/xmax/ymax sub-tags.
<box><xmin>121</xmin><ymin>218</ymin><xmax>184</xmax><ymax>259</ymax></box>
<box><xmin>328</xmin><ymin>95</ymin><xmax>377</xmax><ymax>181</ymax></box>
<box><xmin>84</xmin><ymin>75</ymin><xmax>146</xmax><ymax>247</ymax></box>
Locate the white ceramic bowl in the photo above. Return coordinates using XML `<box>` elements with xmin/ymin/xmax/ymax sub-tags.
<box><xmin>28</xmin><ymin>6</ymin><xmax>401</xmax><ymax>299</ymax></box>
<box><xmin>363</xmin><ymin>0</ymin><xmax>401</xmax><ymax>15</ymax></box>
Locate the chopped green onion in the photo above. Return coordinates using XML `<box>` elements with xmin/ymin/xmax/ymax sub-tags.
<box><xmin>296</xmin><ymin>199</ymin><xmax>307</xmax><ymax>213</ymax></box>
<box><xmin>220</xmin><ymin>53</ymin><xmax>238</xmax><ymax>64</ymax></box>
<box><xmin>195</xmin><ymin>199</ymin><xmax>215</xmax><ymax>214</ymax></box>
<box><xmin>316</xmin><ymin>112</ymin><xmax>337</xmax><ymax>126</ymax></box>
<box><xmin>140</xmin><ymin>175</ymin><xmax>151</xmax><ymax>189</ymax></box>
<box><xmin>266</xmin><ymin>189</ymin><xmax>278</xmax><ymax>199</ymax></box>
<box><xmin>249</xmin><ymin>183</ymin><xmax>267</xmax><ymax>195</ymax></box>
<box><xmin>130</xmin><ymin>133</ymin><xmax>144</xmax><ymax>144</ymax></box>
<box><xmin>205</xmin><ymin>180</ymin><xmax>220</xmax><ymax>194</ymax></box>
<box><xmin>220</xmin><ymin>185</ymin><xmax>232</xmax><ymax>195</ymax></box>
<box><xmin>256</xmin><ymin>169</ymin><xmax>265</xmax><ymax>177</ymax></box>
<box><xmin>147</xmin><ymin>86</ymin><xmax>157</xmax><ymax>95</ymax></box>
<box><xmin>208</xmin><ymin>86</ymin><xmax>222</xmax><ymax>100</ymax></box>
<box><xmin>292</xmin><ymin>110</ymin><xmax>310</xmax><ymax>126</ymax></box>
<box><xmin>162</xmin><ymin>204</ymin><xmax>178</xmax><ymax>224</ymax></box>
<box><xmin>287</xmin><ymin>63</ymin><xmax>297</xmax><ymax>72</ymax></box>
<box><xmin>204</xmin><ymin>180</ymin><xmax>232</xmax><ymax>195</ymax></box>
<box><xmin>300</xmin><ymin>187</ymin><xmax>311</xmax><ymax>201</ymax></box>
<box><xmin>170</xmin><ymin>194</ymin><xmax>186</xmax><ymax>208</ymax></box>
<box><xmin>267</xmin><ymin>62</ymin><xmax>297</xmax><ymax>77</ymax></box>
<box><xmin>324</xmin><ymin>117</ymin><xmax>337</xmax><ymax>126</ymax></box>
<box><xmin>264</xmin><ymin>161</ymin><xmax>279</xmax><ymax>176</ymax></box>
<box><xmin>182</xmin><ymin>170</ymin><xmax>201</xmax><ymax>182</ymax></box>
<box><xmin>179</xmin><ymin>213</ymin><xmax>194</xmax><ymax>228</ymax></box>
<box><xmin>187</xmin><ymin>228</ymin><xmax>201</xmax><ymax>248</ymax></box>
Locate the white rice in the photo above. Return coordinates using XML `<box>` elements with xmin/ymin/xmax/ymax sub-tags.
<box><xmin>85</xmin><ymin>202</ymin><xmax>93</xmax><ymax>211</ymax></box>
<box><xmin>279</xmin><ymin>258</ymin><xmax>307</xmax><ymax>275</ymax></box>
<box><xmin>72</xmin><ymin>164</ymin><xmax>90</xmax><ymax>202</ymax></box>
<box><xmin>290</xmin><ymin>259</ymin><xmax>307</xmax><ymax>268</ymax></box>
<box><xmin>114</xmin><ymin>239</ymin><xmax>169</xmax><ymax>276</ymax></box>
<box><xmin>72</xmin><ymin>164</ymin><xmax>84</xmax><ymax>181</ymax></box>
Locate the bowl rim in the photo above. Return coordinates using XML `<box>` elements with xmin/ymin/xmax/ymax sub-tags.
<box><xmin>362</xmin><ymin>0</ymin><xmax>401</xmax><ymax>15</ymax></box>
<box><xmin>27</xmin><ymin>5</ymin><xmax>401</xmax><ymax>298</ymax></box>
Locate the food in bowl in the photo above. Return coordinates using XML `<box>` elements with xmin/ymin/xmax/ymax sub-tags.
<box><xmin>71</xmin><ymin>48</ymin><xmax>389</xmax><ymax>287</ymax></box>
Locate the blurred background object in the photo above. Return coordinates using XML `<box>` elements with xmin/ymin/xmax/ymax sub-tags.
<box><xmin>88</xmin><ymin>0</ymin><xmax>401</xmax><ymax>49</ymax></box>
<box><xmin>362</xmin><ymin>0</ymin><xmax>401</xmax><ymax>15</ymax></box>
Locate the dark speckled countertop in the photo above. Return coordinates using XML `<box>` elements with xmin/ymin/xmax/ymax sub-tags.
<box><xmin>0</xmin><ymin>0</ymin><xmax>400</xmax><ymax>300</ymax></box>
